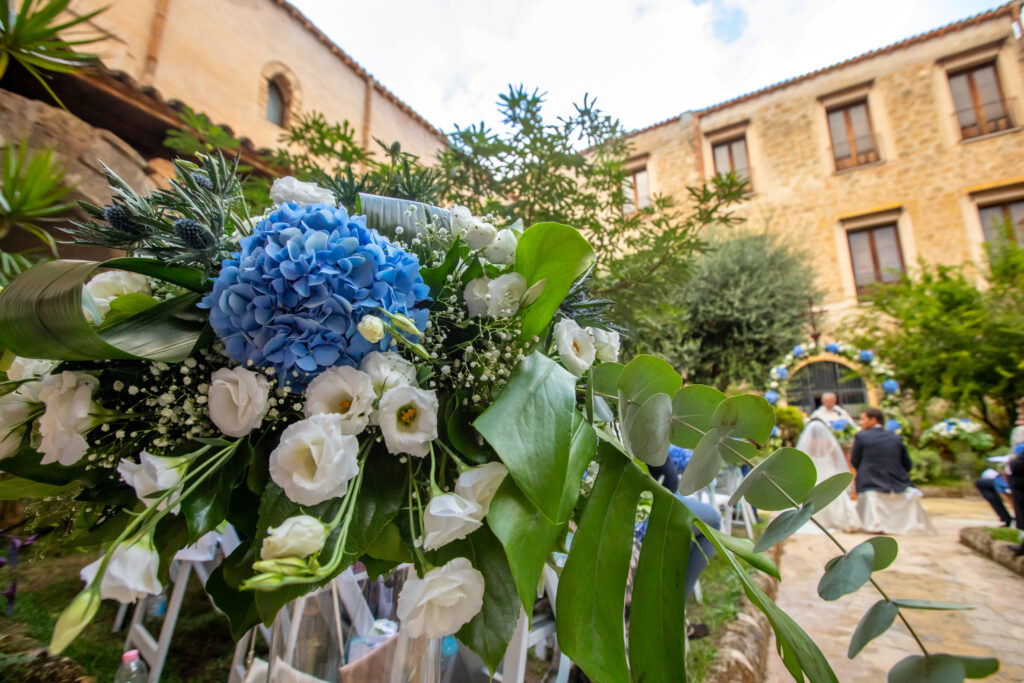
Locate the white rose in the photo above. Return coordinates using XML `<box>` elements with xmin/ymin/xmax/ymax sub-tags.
<box><xmin>207</xmin><ymin>367</ymin><xmax>270</xmax><ymax>438</ymax></box>
<box><xmin>80</xmin><ymin>534</ymin><xmax>161</xmax><ymax>603</ymax></box>
<box><xmin>261</xmin><ymin>515</ymin><xmax>328</xmax><ymax>560</ymax></box>
<box><xmin>422</xmin><ymin>493</ymin><xmax>483</xmax><ymax>551</ymax></box>
<box><xmin>396</xmin><ymin>558</ymin><xmax>485</xmax><ymax>639</ymax></box>
<box><xmin>486</xmin><ymin>273</ymin><xmax>527</xmax><ymax>318</ymax></box>
<box><xmin>463</xmin><ymin>277</ymin><xmax>490</xmax><ymax>318</ymax></box>
<box><xmin>482</xmin><ymin>228</ymin><xmax>517</xmax><ymax>265</ymax></box>
<box><xmin>360</xmin><ymin>351</ymin><xmax>417</xmax><ymax>396</ymax></box>
<box><xmin>454</xmin><ymin>462</ymin><xmax>508</xmax><ymax>512</ymax></box>
<box><xmin>83</xmin><ymin>271</ymin><xmax>151</xmax><ymax>319</ymax></box>
<box><xmin>117</xmin><ymin>451</ymin><xmax>188</xmax><ymax>512</ymax></box>
<box><xmin>0</xmin><ymin>388</ymin><xmax>36</xmax><ymax>459</ymax></box>
<box><xmin>553</xmin><ymin>319</ymin><xmax>595</xmax><ymax>377</ymax></box>
<box><xmin>378</xmin><ymin>386</ymin><xmax>438</xmax><ymax>458</ymax></box>
<box><xmin>589</xmin><ymin>328</ymin><xmax>621</xmax><ymax>363</ymax></box>
<box><xmin>357</xmin><ymin>315</ymin><xmax>386</xmax><ymax>343</ymax></box>
<box><xmin>304</xmin><ymin>366</ymin><xmax>374</xmax><ymax>435</ymax></box>
<box><xmin>270</xmin><ymin>176</ymin><xmax>336</xmax><ymax>207</ymax></box>
<box><xmin>269</xmin><ymin>413</ymin><xmax>360</xmax><ymax>505</ymax></box>
<box><xmin>6</xmin><ymin>357</ymin><xmax>54</xmax><ymax>382</ymax></box>
<box><xmin>38</xmin><ymin>371</ymin><xmax>100</xmax><ymax>466</ymax></box>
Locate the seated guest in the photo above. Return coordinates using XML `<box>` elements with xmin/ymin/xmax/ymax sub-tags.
<box><xmin>1004</xmin><ymin>442</ymin><xmax>1024</xmax><ymax>555</ymax></box>
<box><xmin>976</xmin><ymin>468</ymin><xmax>1014</xmax><ymax>527</ymax></box>
<box><xmin>852</xmin><ymin>408</ymin><xmax>934</xmax><ymax>535</ymax></box>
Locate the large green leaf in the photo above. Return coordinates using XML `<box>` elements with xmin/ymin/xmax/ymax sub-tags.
<box><xmin>670</xmin><ymin>384</ymin><xmax>726</xmax><ymax>448</ymax></box>
<box><xmin>888</xmin><ymin>655</ymin><xmax>966</xmax><ymax>683</ymax></box>
<box><xmin>474</xmin><ymin>353</ymin><xmax>596</xmax><ymax>523</ymax></box>
<box><xmin>558</xmin><ymin>442</ymin><xmax>697</xmax><ymax>683</ymax></box>
<box><xmin>181</xmin><ymin>440</ymin><xmax>253</xmax><ymax>543</ymax></box>
<box><xmin>486</xmin><ymin>478</ymin><xmax>564</xmax><ymax>612</ymax></box>
<box><xmin>817</xmin><ymin>542</ymin><xmax>875</xmax><ymax>601</ymax></box>
<box><xmin>437</xmin><ymin>526</ymin><xmax>519</xmax><ymax>674</ymax></box>
<box><xmin>0</xmin><ymin>447</ymin><xmax>101</xmax><ymax>486</ymax></box>
<box><xmin>591</xmin><ymin>361</ymin><xmax>624</xmax><ymax>400</ymax></box>
<box><xmin>100</xmin><ymin>258</ymin><xmax>209</xmax><ymax>293</ymax></box>
<box><xmin>865</xmin><ymin>537</ymin><xmax>898</xmax><ymax>571</ymax></box>
<box><xmin>513</xmin><ymin>222</ymin><xmax>595</xmax><ymax>339</ymax></box>
<box><xmin>206</xmin><ymin>543</ymin><xmax>261</xmax><ymax>640</ymax></box>
<box><xmin>0</xmin><ymin>259</ymin><xmax>206</xmax><ymax>361</ymax></box>
<box><xmin>753</xmin><ymin>504</ymin><xmax>815</xmax><ymax>553</ymax></box>
<box><xmin>0</xmin><ymin>474</ymin><xmax>72</xmax><ymax>499</ymax></box>
<box><xmin>891</xmin><ymin>599</ymin><xmax>974</xmax><ymax>611</ymax></box>
<box><xmin>702</xmin><ymin>525</ymin><xmax>779</xmax><ymax>579</ymax></box>
<box><xmin>848</xmin><ymin>600</ymin><xmax>898</xmax><ymax>658</ymax></box>
<box><xmin>698</xmin><ymin>520</ymin><xmax>839</xmax><ymax>683</ymax></box>
<box><xmin>617</xmin><ymin>355</ymin><xmax>682</xmax><ymax>408</ymax></box>
<box><xmin>711</xmin><ymin>394</ymin><xmax>775</xmax><ymax>443</ymax></box>
<box><xmin>804</xmin><ymin>473</ymin><xmax>854</xmax><ymax>512</ymax></box>
<box><xmin>729</xmin><ymin>447</ymin><xmax>816</xmax><ymax>511</ymax></box>
<box><xmin>677</xmin><ymin>427</ymin><xmax>724</xmax><ymax>495</ymax></box>
<box><xmin>626</xmin><ymin>392</ymin><xmax>672</xmax><ymax>465</ymax></box>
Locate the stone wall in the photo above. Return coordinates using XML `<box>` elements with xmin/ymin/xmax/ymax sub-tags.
<box><xmin>627</xmin><ymin>11</ymin><xmax>1024</xmax><ymax>323</ymax></box>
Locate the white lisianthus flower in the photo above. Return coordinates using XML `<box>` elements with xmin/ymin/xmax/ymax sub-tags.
<box><xmin>422</xmin><ymin>493</ymin><xmax>483</xmax><ymax>551</ymax></box>
<box><xmin>38</xmin><ymin>371</ymin><xmax>100</xmax><ymax>466</ymax></box>
<box><xmin>0</xmin><ymin>387</ymin><xmax>37</xmax><ymax>459</ymax></box>
<box><xmin>482</xmin><ymin>228</ymin><xmax>517</xmax><ymax>265</ymax></box>
<box><xmin>80</xmin><ymin>534</ymin><xmax>161</xmax><ymax>603</ymax></box>
<box><xmin>357</xmin><ymin>315</ymin><xmax>386</xmax><ymax>343</ymax></box>
<box><xmin>553</xmin><ymin>319</ymin><xmax>596</xmax><ymax>377</ymax></box>
<box><xmin>270</xmin><ymin>176</ymin><xmax>336</xmax><ymax>207</ymax></box>
<box><xmin>589</xmin><ymin>327</ymin><xmax>621</xmax><ymax>363</ymax></box>
<box><xmin>83</xmin><ymin>271</ymin><xmax>151</xmax><ymax>320</ymax></box>
<box><xmin>360</xmin><ymin>351</ymin><xmax>418</xmax><ymax>396</ymax></box>
<box><xmin>207</xmin><ymin>367</ymin><xmax>270</xmax><ymax>438</ymax></box>
<box><xmin>486</xmin><ymin>273</ymin><xmax>527</xmax><ymax>318</ymax></box>
<box><xmin>396</xmin><ymin>558</ymin><xmax>485</xmax><ymax>639</ymax></box>
<box><xmin>378</xmin><ymin>386</ymin><xmax>438</xmax><ymax>458</ymax></box>
<box><xmin>450</xmin><ymin>205</ymin><xmax>474</xmax><ymax>236</ymax></box>
<box><xmin>6</xmin><ymin>356</ymin><xmax>54</xmax><ymax>382</ymax></box>
<box><xmin>117</xmin><ymin>451</ymin><xmax>189</xmax><ymax>512</ymax></box>
<box><xmin>464</xmin><ymin>219</ymin><xmax>497</xmax><ymax>250</ymax></box>
<box><xmin>261</xmin><ymin>515</ymin><xmax>328</xmax><ymax>560</ymax></box>
<box><xmin>269</xmin><ymin>413</ymin><xmax>360</xmax><ymax>505</ymax></box>
<box><xmin>463</xmin><ymin>277</ymin><xmax>490</xmax><ymax>318</ymax></box>
<box><xmin>454</xmin><ymin>462</ymin><xmax>508</xmax><ymax>512</ymax></box>
<box><xmin>304</xmin><ymin>366</ymin><xmax>374</xmax><ymax>435</ymax></box>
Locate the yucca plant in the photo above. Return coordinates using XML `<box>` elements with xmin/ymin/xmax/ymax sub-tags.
<box><xmin>0</xmin><ymin>0</ymin><xmax>105</xmax><ymax>109</ymax></box>
<box><xmin>0</xmin><ymin>139</ymin><xmax>77</xmax><ymax>255</ymax></box>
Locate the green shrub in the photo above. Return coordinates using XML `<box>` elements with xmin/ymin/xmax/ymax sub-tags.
<box><xmin>908</xmin><ymin>445</ymin><xmax>947</xmax><ymax>485</ymax></box>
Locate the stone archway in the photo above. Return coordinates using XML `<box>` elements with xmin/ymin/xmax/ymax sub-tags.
<box><xmin>787</xmin><ymin>352</ymin><xmax>880</xmax><ymax>413</ymax></box>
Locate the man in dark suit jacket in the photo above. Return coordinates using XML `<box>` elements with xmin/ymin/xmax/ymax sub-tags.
<box><xmin>851</xmin><ymin>408</ymin><xmax>912</xmax><ymax>493</ymax></box>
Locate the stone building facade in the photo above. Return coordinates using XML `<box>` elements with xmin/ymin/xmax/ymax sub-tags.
<box><xmin>626</xmin><ymin>4</ymin><xmax>1024</xmax><ymax>317</ymax></box>
<box><xmin>66</xmin><ymin>0</ymin><xmax>445</xmax><ymax>162</ymax></box>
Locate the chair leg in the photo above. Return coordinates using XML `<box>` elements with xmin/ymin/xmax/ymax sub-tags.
<box><xmin>149</xmin><ymin>561</ymin><xmax>192</xmax><ymax>683</ymax></box>
<box><xmin>501</xmin><ymin>608</ymin><xmax>529</xmax><ymax>683</ymax></box>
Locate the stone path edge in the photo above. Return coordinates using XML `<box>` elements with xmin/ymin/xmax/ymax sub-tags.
<box><xmin>959</xmin><ymin>527</ymin><xmax>1024</xmax><ymax>578</ymax></box>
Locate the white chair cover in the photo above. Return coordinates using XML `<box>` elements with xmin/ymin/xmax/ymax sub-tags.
<box><xmin>857</xmin><ymin>489</ymin><xmax>935</xmax><ymax>535</ymax></box>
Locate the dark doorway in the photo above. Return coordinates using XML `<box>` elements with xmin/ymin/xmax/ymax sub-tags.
<box><xmin>788</xmin><ymin>361</ymin><xmax>868</xmax><ymax>415</ymax></box>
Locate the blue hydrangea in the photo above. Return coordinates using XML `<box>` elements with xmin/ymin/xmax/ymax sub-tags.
<box><xmin>882</xmin><ymin>379</ymin><xmax>899</xmax><ymax>394</ymax></box>
<box><xmin>668</xmin><ymin>445</ymin><xmax>692</xmax><ymax>472</ymax></box>
<box><xmin>764</xmin><ymin>389</ymin><xmax>779</xmax><ymax>405</ymax></box>
<box><xmin>771</xmin><ymin>425</ymin><xmax>780</xmax><ymax>438</ymax></box>
<box><xmin>825</xmin><ymin>342</ymin><xmax>841</xmax><ymax>353</ymax></box>
<box><xmin>829</xmin><ymin>418</ymin><xmax>852</xmax><ymax>432</ymax></box>
<box><xmin>885</xmin><ymin>419</ymin><xmax>902</xmax><ymax>432</ymax></box>
<box><xmin>775</xmin><ymin>366</ymin><xmax>789</xmax><ymax>380</ymax></box>
<box><xmin>859</xmin><ymin>349</ymin><xmax>875</xmax><ymax>363</ymax></box>
<box><xmin>792</xmin><ymin>345</ymin><xmax>805</xmax><ymax>358</ymax></box>
<box><xmin>201</xmin><ymin>202</ymin><xmax>429</xmax><ymax>380</ymax></box>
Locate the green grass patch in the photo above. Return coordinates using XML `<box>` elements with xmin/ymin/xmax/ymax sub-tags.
<box><xmin>984</xmin><ymin>526</ymin><xmax>1022</xmax><ymax>543</ymax></box>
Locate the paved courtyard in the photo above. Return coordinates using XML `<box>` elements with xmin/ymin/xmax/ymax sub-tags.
<box><xmin>764</xmin><ymin>498</ymin><xmax>1024</xmax><ymax>682</ymax></box>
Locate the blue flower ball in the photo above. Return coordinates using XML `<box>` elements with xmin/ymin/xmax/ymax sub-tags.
<box><xmin>825</xmin><ymin>342</ymin><xmax>841</xmax><ymax>353</ymax></box>
<box><xmin>885</xmin><ymin>419</ymin><xmax>901</xmax><ymax>432</ymax></box>
<box><xmin>202</xmin><ymin>202</ymin><xmax>429</xmax><ymax>380</ymax></box>
<box><xmin>859</xmin><ymin>349</ymin><xmax>875</xmax><ymax>362</ymax></box>
<box><xmin>771</xmin><ymin>425</ymin><xmax>780</xmax><ymax>437</ymax></box>
<box><xmin>882</xmin><ymin>379</ymin><xmax>899</xmax><ymax>394</ymax></box>
<box><xmin>776</xmin><ymin>366</ymin><xmax>789</xmax><ymax>380</ymax></box>
<box><xmin>764</xmin><ymin>390</ymin><xmax>779</xmax><ymax>405</ymax></box>
<box><xmin>792</xmin><ymin>345</ymin><xmax>805</xmax><ymax>358</ymax></box>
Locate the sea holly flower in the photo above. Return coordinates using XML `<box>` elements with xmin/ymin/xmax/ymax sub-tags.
<box><xmin>303</xmin><ymin>366</ymin><xmax>375</xmax><ymax>435</ymax></box>
<box><xmin>79</xmin><ymin>533</ymin><xmax>161</xmax><ymax>604</ymax></box>
<box><xmin>269</xmin><ymin>414</ymin><xmax>360</xmax><ymax>505</ymax></box>
<box><xmin>553</xmin><ymin>318</ymin><xmax>595</xmax><ymax>377</ymax></box>
<box><xmin>117</xmin><ymin>451</ymin><xmax>189</xmax><ymax>512</ymax></box>
<box><xmin>37</xmin><ymin>371</ymin><xmax>101</xmax><ymax>466</ymax></box>
<box><xmin>421</xmin><ymin>493</ymin><xmax>483</xmax><ymax>550</ymax></box>
<box><xmin>378</xmin><ymin>386</ymin><xmax>438</xmax><ymax>457</ymax></box>
<box><xmin>207</xmin><ymin>367</ymin><xmax>270</xmax><ymax>437</ymax></box>
<box><xmin>396</xmin><ymin>557</ymin><xmax>485</xmax><ymax>639</ymax></box>
<box><xmin>260</xmin><ymin>515</ymin><xmax>328</xmax><ymax>560</ymax></box>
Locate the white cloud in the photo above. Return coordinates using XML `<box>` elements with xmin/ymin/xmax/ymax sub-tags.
<box><xmin>290</xmin><ymin>0</ymin><xmax>1000</xmax><ymax>134</ymax></box>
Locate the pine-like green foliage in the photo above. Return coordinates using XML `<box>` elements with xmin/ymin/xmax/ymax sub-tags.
<box><xmin>646</xmin><ymin>230</ymin><xmax>820</xmax><ymax>390</ymax></box>
<box><xmin>855</xmin><ymin>234</ymin><xmax>1024</xmax><ymax>438</ymax></box>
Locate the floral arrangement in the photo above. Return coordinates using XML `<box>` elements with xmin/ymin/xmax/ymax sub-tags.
<box><xmin>0</xmin><ymin>155</ymin><xmax>993</xmax><ymax>682</ymax></box>
<box><xmin>920</xmin><ymin>418</ymin><xmax>995</xmax><ymax>454</ymax></box>
<box><xmin>764</xmin><ymin>341</ymin><xmax>901</xmax><ymax>411</ymax></box>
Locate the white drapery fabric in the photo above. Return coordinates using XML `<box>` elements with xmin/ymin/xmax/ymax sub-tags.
<box><xmin>796</xmin><ymin>420</ymin><xmax>862</xmax><ymax>532</ymax></box>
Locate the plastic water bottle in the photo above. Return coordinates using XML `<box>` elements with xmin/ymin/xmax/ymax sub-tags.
<box><xmin>114</xmin><ymin>650</ymin><xmax>149</xmax><ymax>683</ymax></box>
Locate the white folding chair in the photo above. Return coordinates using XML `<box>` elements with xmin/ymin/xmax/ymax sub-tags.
<box><xmin>498</xmin><ymin>565</ymin><xmax>571</xmax><ymax>683</ymax></box>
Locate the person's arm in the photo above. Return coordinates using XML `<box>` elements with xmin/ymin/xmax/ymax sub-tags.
<box><xmin>851</xmin><ymin>435</ymin><xmax>863</xmax><ymax>469</ymax></box>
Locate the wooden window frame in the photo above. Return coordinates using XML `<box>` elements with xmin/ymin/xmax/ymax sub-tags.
<box><xmin>827</xmin><ymin>100</ymin><xmax>879</xmax><ymax>171</ymax></box>
<box><xmin>711</xmin><ymin>135</ymin><xmax>752</xmax><ymax>191</ymax></box>
<box><xmin>977</xmin><ymin>199</ymin><xmax>1024</xmax><ymax>244</ymax></box>
<box><xmin>266</xmin><ymin>77</ymin><xmax>291</xmax><ymax>128</ymax></box>
<box><xmin>846</xmin><ymin>223</ymin><xmax>905</xmax><ymax>296</ymax></box>
<box><xmin>948</xmin><ymin>61</ymin><xmax>1012</xmax><ymax>140</ymax></box>
<box><xmin>623</xmin><ymin>166</ymin><xmax>649</xmax><ymax>215</ymax></box>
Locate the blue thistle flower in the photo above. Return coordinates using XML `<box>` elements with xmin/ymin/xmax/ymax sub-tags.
<box><xmin>201</xmin><ymin>202</ymin><xmax>429</xmax><ymax>381</ymax></box>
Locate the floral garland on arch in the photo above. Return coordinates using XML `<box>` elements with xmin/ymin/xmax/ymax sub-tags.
<box><xmin>0</xmin><ymin>155</ymin><xmax>996</xmax><ymax>682</ymax></box>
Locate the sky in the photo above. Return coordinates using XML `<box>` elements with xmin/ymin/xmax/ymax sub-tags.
<box><xmin>289</xmin><ymin>0</ymin><xmax>1004</xmax><ymax>134</ymax></box>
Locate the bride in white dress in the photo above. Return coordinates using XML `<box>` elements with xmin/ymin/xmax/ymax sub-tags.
<box><xmin>796</xmin><ymin>420</ymin><xmax>862</xmax><ymax>532</ymax></box>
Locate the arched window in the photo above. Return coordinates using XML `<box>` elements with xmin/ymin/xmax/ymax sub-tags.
<box><xmin>788</xmin><ymin>361</ymin><xmax>868</xmax><ymax>415</ymax></box>
<box><xmin>266</xmin><ymin>79</ymin><xmax>287</xmax><ymax>127</ymax></box>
